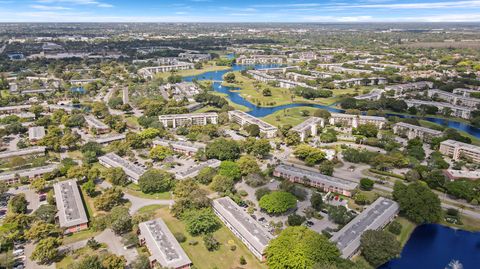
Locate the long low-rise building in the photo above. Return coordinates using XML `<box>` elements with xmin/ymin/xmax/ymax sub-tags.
<box><xmin>392</xmin><ymin>122</ymin><xmax>443</xmax><ymax>142</ymax></box>
<box><xmin>91</xmin><ymin>133</ymin><xmax>126</xmax><ymax>144</ymax></box>
<box><xmin>273</xmin><ymin>164</ymin><xmax>358</xmax><ymax>197</ymax></box>
<box><xmin>385</xmin><ymin>81</ymin><xmax>433</xmax><ymax>97</ymax></box>
<box><xmin>228</xmin><ymin>110</ymin><xmax>278</xmax><ymax>138</ymax></box>
<box><xmin>427</xmin><ymin>89</ymin><xmax>480</xmax><ymax>108</ymax></box>
<box><xmin>0</xmin><ymin>104</ymin><xmax>31</xmax><ymax>115</ymax></box>
<box><xmin>212</xmin><ymin>196</ymin><xmax>274</xmax><ymax>260</ymax></box>
<box><xmin>153</xmin><ymin>139</ymin><xmax>205</xmax><ymax>157</ymax></box>
<box><xmin>0</xmin><ymin>146</ymin><xmax>46</xmax><ymax>160</ymax></box>
<box><xmin>452</xmin><ymin>88</ymin><xmax>480</xmax><ymax>97</ymax></box>
<box><xmin>0</xmin><ymin>164</ymin><xmax>58</xmax><ymax>184</ymax></box>
<box><xmin>175</xmin><ymin>159</ymin><xmax>221</xmax><ymax>179</ymax></box>
<box><xmin>159</xmin><ymin>113</ymin><xmax>218</xmax><ymax>128</ymax></box>
<box><xmin>330</xmin><ymin>113</ymin><xmax>387</xmax><ymax>129</ymax></box>
<box><xmin>138</xmin><ymin>218</ymin><xmax>192</xmax><ymax>269</ymax></box>
<box><xmin>331</xmin><ymin>197</ymin><xmax>399</xmax><ymax>259</ymax></box>
<box><xmin>28</xmin><ymin>126</ymin><xmax>46</xmax><ymax>142</ymax></box>
<box><xmin>54</xmin><ymin>179</ymin><xmax>89</xmax><ymax>234</ymax></box>
<box><xmin>405</xmin><ymin>99</ymin><xmax>473</xmax><ymax>119</ymax></box>
<box><xmin>138</xmin><ymin>61</ymin><xmax>194</xmax><ymax>79</ymax></box>
<box><xmin>84</xmin><ymin>115</ymin><xmax>110</xmax><ymax>134</ymax></box>
<box><xmin>98</xmin><ymin>153</ymin><xmax>146</xmax><ymax>183</ymax></box>
<box><xmin>236</xmin><ymin>55</ymin><xmax>285</xmax><ymax>65</ymax></box>
<box><xmin>439</xmin><ymin>139</ymin><xmax>480</xmax><ymax>163</ymax></box>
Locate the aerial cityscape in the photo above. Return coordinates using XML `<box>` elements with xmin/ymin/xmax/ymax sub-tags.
<box><xmin>0</xmin><ymin>1</ymin><xmax>480</xmax><ymax>269</ymax></box>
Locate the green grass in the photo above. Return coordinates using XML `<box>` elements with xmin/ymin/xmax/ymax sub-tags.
<box><xmin>261</xmin><ymin>106</ymin><xmax>320</xmax><ymax>127</ymax></box>
<box><xmin>137</xmin><ymin>204</ymin><xmax>165</xmax><ymax>215</ymax></box>
<box><xmin>61</xmin><ymin>228</ymin><xmax>101</xmax><ymax>245</ymax></box>
<box><xmin>441</xmin><ymin>213</ymin><xmax>480</xmax><ymax>232</ymax></box>
<box><xmin>56</xmin><ymin>245</ymin><xmax>108</xmax><ymax>269</ymax></box>
<box><xmin>419</xmin><ymin>120</ymin><xmax>480</xmax><ymax>146</ymax></box>
<box><xmin>396</xmin><ymin>217</ymin><xmax>417</xmax><ymax>246</ymax></box>
<box><xmin>125</xmin><ymin>116</ymin><xmax>140</xmax><ymax>129</ymax></box>
<box><xmin>155</xmin><ymin>207</ymin><xmax>267</xmax><ymax>269</ymax></box>
<box><xmin>211</xmin><ymin>91</ymin><xmax>250</xmax><ymax>111</ymax></box>
<box><xmin>123</xmin><ymin>183</ymin><xmax>172</xmax><ymax>200</ymax></box>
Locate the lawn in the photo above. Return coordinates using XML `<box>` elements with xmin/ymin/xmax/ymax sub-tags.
<box><xmin>155</xmin><ymin>62</ymin><xmax>231</xmax><ymax>79</ymax></box>
<box><xmin>441</xmin><ymin>213</ymin><xmax>480</xmax><ymax>232</ymax></box>
<box><xmin>125</xmin><ymin>116</ymin><xmax>140</xmax><ymax>129</ymax></box>
<box><xmin>123</xmin><ymin>183</ymin><xmax>172</xmax><ymax>200</ymax></box>
<box><xmin>154</xmin><ymin>207</ymin><xmax>267</xmax><ymax>269</ymax></box>
<box><xmin>395</xmin><ymin>217</ymin><xmax>417</xmax><ymax>246</ymax></box>
<box><xmin>262</xmin><ymin>106</ymin><xmax>320</xmax><ymax>126</ymax></box>
<box><xmin>419</xmin><ymin>120</ymin><xmax>480</xmax><ymax>146</ymax></box>
<box><xmin>211</xmin><ymin>91</ymin><xmax>250</xmax><ymax>112</ymax></box>
<box><xmin>56</xmin><ymin>244</ymin><xmax>108</xmax><ymax>269</ymax></box>
<box><xmin>61</xmin><ymin>228</ymin><xmax>101</xmax><ymax>245</ymax></box>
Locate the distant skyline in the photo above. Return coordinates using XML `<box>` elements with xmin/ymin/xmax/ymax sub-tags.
<box><xmin>1</xmin><ymin>0</ymin><xmax>480</xmax><ymax>23</ymax></box>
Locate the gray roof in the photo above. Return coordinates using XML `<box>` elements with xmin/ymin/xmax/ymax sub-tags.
<box><xmin>84</xmin><ymin>115</ymin><xmax>110</xmax><ymax>130</ymax></box>
<box><xmin>0</xmin><ymin>164</ymin><xmax>58</xmax><ymax>181</ymax></box>
<box><xmin>441</xmin><ymin>139</ymin><xmax>480</xmax><ymax>154</ymax></box>
<box><xmin>394</xmin><ymin>122</ymin><xmax>442</xmax><ymax>136</ymax></box>
<box><xmin>228</xmin><ymin>110</ymin><xmax>278</xmax><ymax>131</ymax></box>
<box><xmin>28</xmin><ymin>126</ymin><xmax>46</xmax><ymax>140</ymax></box>
<box><xmin>330</xmin><ymin>197</ymin><xmax>399</xmax><ymax>258</ymax></box>
<box><xmin>0</xmin><ymin>146</ymin><xmax>46</xmax><ymax>159</ymax></box>
<box><xmin>92</xmin><ymin>134</ymin><xmax>126</xmax><ymax>144</ymax></box>
<box><xmin>138</xmin><ymin>218</ymin><xmax>192</xmax><ymax>268</ymax></box>
<box><xmin>153</xmin><ymin>138</ymin><xmax>205</xmax><ymax>153</ymax></box>
<box><xmin>212</xmin><ymin>197</ymin><xmax>273</xmax><ymax>256</ymax></box>
<box><xmin>275</xmin><ymin>164</ymin><xmax>358</xmax><ymax>190</ymax></box>
<box><xmin>98</xmin><ymin>153</ymin><xmax>145</xmax><ymax>181</ymax></box>
<box><xmin>53</xmin><ymin>179</ymin><xmax>89</xmax><ymax>228</ymax></box>
<box><xmin>0</xmin><ymin>105</ymin><xmax>31</xmax><ymax>113</ymax></box>
<box><xmin>158</xmin><ymin>112</ymin><xmax>218</xmax><ymax>120</ymax></box>
<box><xmin>175</xmin><ymin>159</ymin><xmax>220</xmax><ymax>179</ymax></box>
<box><xmin>291</xmin><ymin>117</ymin><xmax>324</xmax><ymax>132</ymax></box>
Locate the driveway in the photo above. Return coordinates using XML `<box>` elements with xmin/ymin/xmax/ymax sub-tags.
<box><xmin>8</xmin><ymin>186</ymin><xmax>44</xmax><ymax>214</ymax></box>
<box><xmin>24</xmin><ymin>242</ymin><xmax>55</xmax><ymax>269</ymax></box>
<box><xmin>60</xmin><ymin>229</ymin><xmax>138</xmax><ymax>264</ymax></box>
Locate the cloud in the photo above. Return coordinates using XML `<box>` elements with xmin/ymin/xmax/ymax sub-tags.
<box><xmin>30</xmin><ymin>4</ymin><xmax>71</xmax><ymax>10</ymax></box>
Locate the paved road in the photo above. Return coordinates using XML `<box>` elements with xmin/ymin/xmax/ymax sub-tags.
<box><xmin>60</xmin><ymin>229</ymin><xmax>138</xmax><ymax>264</ymax></box>
<box><xmin>8</xmin><ymin>186</ymin><xmax>45</xmax><ymax>214</ymax></box>
<box><xmin>25</xmin><ymin>243</ymin><xmax>55</xmax><ymax>269</ymax></box>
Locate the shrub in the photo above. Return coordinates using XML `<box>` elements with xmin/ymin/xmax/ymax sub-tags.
<box><xmin>174</xmin><ymin>232</ymin><xmax>187</xmax><ymax>243</ymax></box>
<box><xmin>388</xmin><ymin>221</ymin><xmax>402</xmax><ymax>235</ymax></box>
<box><xmin>203</xmin><ymin>234</ymin><xmax>220</xmax><ymax>251</ymax></box>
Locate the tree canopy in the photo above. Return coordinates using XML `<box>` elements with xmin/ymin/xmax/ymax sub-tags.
<box><xmin>360</xmin><ymin>230</ymin><xmax>401</xmax><ymax>267</ymax></box>
<box><xmin>393</xmin><ymin>181</ymin><xmax>442</xmax><ymax>224</ymax></box>
<box><xmin>138</xmin><ymin>169</ymin><xmax>174</xmax><ymax>193</ymax></box>
<box><xmin>259</xmin><ymin>191</ymin><xmax>297</xmax><ymax>214</ymax></box>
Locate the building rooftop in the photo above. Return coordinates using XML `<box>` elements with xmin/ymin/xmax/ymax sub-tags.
<box><xmin>175</xmin><ymin>159</ymin><xmax>220</xmax><ymax>179</ymax></box>
<box><xmin>441</xmin><ymin>140</ymin><xmax>480</xmax><ymax>153</ymax></box>
<box><xmin>98</xmin><ymin>153</ymin><xmax>145</xmax><ymax>181</ymax></box>
<box><xmin>212</xmin><ymin>197</ymin><xmax>273</xmax><ymax>256</ymax></box>
<box><xmin>158</xmin><ymin>112</ymin><xmax>218</xmax><ymax>120</ymax></box>
<box><xmin>330</xmin><ymin>113</ymin><xmax>387</xmax><ymax>121</ymax></box>
<box><xmin>92</xmin><ymin>134</ymin><xmax>126</xmax><ymax>144</ymax></box>
<box><xmin>153</xmin><ymin>138</ymin><xmax>206</xmax><ymax>152</ymax></box>
<box><xmin>28</xmin><ymin>126</ymin><xmax>46</xmax><ymax>140</ymax></box>
<box><xmin>275</xmin><ymin>164</ymin><xmax>358</xmax><ymax>190</ymax></box>
<box><xmin>394</xmin><ymin>122</ymin><xmax>443</xmax><ymax>135</ymax></box>
<box><xmin>53</xmin><ymin>179</ymin><xmax>89</xmax><ymax>228</ymax></box>
<box><xmin>0</xmin><ymin>146</ymin><xmax>46</xmax><ymax>159</ymax></box>
<box><xmin>139</xmin><ymin>218</ymin><xmax>192</xmax><ymax>268</ymax></box>
<box><xmin>0</xmin><ymin>104</ymin><xmax>31</xmax><ymax>112</ymax></box>
<box><xmin>0</xmin><ymin>164</ymin><xmax>58</xmax><ymax>182</ymax></box>
<box><xmin>228</xmin><ymin>110</ymin><xmax>278</xmax><ymax>131</ymax></box>
<box><xmin>84</xmin><ymin>115</ymin><xmax>110</xmax><ymax>130</ymax></box>
<box><xmin>291</xmin><ymin>117</ymin><xmax>324</xmax><ymax>132</ymax></box>
<box><xmin>331</xmin><ymin>197</ymin><xmax>399</xmax><ymax>258</ymax></box>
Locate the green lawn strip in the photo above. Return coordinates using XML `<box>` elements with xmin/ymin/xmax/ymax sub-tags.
<box><xmin>123</xmin><ymin>183</ymin><xmax>172</xmax><ymax>200</ymax></box>
<box><xmin>418</xmin><ymin>120</ymin><xmax>480</xmax><ymax>146</ymax></box>
<box><xmin>155</xmin><ymin>207</ymin><xmax>267</xmax><ymax>269</ymax></box>
<box><xmin>395</xmin><ymin>217</ymin><xmax>416</xmax><ymax>247</ymax></box>
<box><xmin>261</xmin><ymin>106</ymin><xmax>320</xmax><ymax>127</ymax></box>
<box><xmin>155</xmin><ymin>63</ymin><xmax>231</xmax><ymax>79</ymax></box>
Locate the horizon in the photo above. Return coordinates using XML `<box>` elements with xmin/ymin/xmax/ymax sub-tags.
<box><xmin>1</xmin><ymin>0</ymin><xmax>480</xmax><ymax>23</ymax></box>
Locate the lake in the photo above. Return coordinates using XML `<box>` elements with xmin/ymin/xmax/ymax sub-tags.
<box><xmin>380</xmin><ymin>224</ymin><xmax>480</xmax><ymax>269</ymax></box>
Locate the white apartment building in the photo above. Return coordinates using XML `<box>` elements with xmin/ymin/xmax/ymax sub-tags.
<box><xmin>158</xmin><ymin>113</ymin><xmax>218</xmax><ymax>128</ymax></box>
<box><xmin>228</xmin><ymin>110</ymin><xmax>278</xmax><ymax>138</ymax></box>
<box><xmin>439</xmin><ymin>139</ymin><xmax>480</xmax><ymax>163</ymax></box>
<box><xmin>84</xmin><ymin>115</ymin><xmax>110</xmax><ymax>134</ymax></box>
<box><xmin>236</xmin><ymin>55</ymin><xmax>285</xmax><ymax>65</ymax></box>
<box><xmin>291</xmin><ymin>117</ymin><xmax>325</xmax><ymax>141</ymax></box>
<box><xmin>330</xmin><ymin>113</ymin><xmax>387</xmax><ymax>129</ymax></box>
<box><xmin>98</xmin><ymin>153</ymin><xmax>146</xmax><ymax>183</ymax></box>
<box><xmin>405</xmin><ymin>100</ymin><xmax>473</xmax><ymax>119</ymax></box>
<box><xmin>392</xmin><ymin>122</ymin><xmax>443</xmax><ymax>142</ymax></box>
<box><xmin>427</xmin><ymin>89</ymin><xmax>480</xmax><ymax>108</ymax></box>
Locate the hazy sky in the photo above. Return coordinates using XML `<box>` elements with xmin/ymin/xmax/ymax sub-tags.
<box><xmin>0</xmin><ymin>0</ymin><xmax>479</xmax><ymax>22</ymax></box>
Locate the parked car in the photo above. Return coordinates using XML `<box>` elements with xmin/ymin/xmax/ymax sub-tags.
<box><xmin>12</xmin><ymin>249</ymin><xmax>24</xmax><ymax>257</ymax></box>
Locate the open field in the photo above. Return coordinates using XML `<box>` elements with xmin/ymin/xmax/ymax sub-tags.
<box><xmin>261</xmin><ymin>106</ymin><xmax>321</xmax><ymax>126</ymax></box>
<box><xmin>154</xmin><ymin>207</ymin><xmax>267</xmax><ymax>269</ymax></box>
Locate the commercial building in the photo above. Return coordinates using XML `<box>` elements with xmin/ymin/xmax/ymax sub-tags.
<box><xmin>159</xmin><ymin>113</ymin><xmax>218</xmax><ymax>128</ymax></box>
<box><xmin>28</xmin><ymin>126</ymin><xmax>46</xmax><ymax>142</ymax></box>
<box><xmin>291</xmin><ymin>117</ymin><xmax>325</xmax><ymax>141</ymax></box>
<box><xmin>53</xmin><ymin>179</ymin><xmax>89</xmax><ymax>234</ymax></box>
<box><xmin>330</xmin><ymin>113</ymin><xmax>387</xmax><ymax>129</ymax></box>
<box><xmin>439</xmin><ymin>140</ymin><xmax>480</xmax><ymax>163</ymax></box>
<box><xmin>84</xmin><ymin>115</ymin><xmax>110</xmax><ymax>134</ymax></box>
<box><xmin>331</xmin><ymin>197</ymin><xmax>399</xmax><ymax>259</ymax></box>
<box><xmin>405</xmin><ymin>100</ymin><xmax>473</xmax><ymax>119</ymax></box>
<box><xmin>273</xmin><ymin>164</ymin><xmax>358</xmax><ymax>197</ymax></box>
<box><xmin>138</xmin><ymin>218</ymin><xmax>192</xmax><ymax>269</ymax></box>
<box><xmin>153</xmin><ymin>139</ymin><xmax>205</xmax><ymax>157</ymax></box>
<box><xmin>0</xmin><ymin>146</ymin><xmax>46</xmax><ymax>160</ymax></box>
<box><xmin>175</xmin><ymin>159</ymin><xmax>220</xmax><ymax>179</ymax></box>
<box><xmin>392</xmin><ymin>122</ymin><xmax>442</xmax><ymax>142</ymax></box>
<box><xmin>427</xmin><ymin>89</ymin><xmax>480</xmax><ymax>108</ymax></box>
<box><xmin>0</xmin><ymin>164</ymin><xmax>58</xmax><ymax>184</ymax></box>
<box><xmin>212</xmin><ymin>197</ymin><xmax>274</xmax><ymax>260</ymax></box>
<box><xmin>228</xmin><ymin>110</ymin><xmax>278</xmax><ymax>138</ymax></box>
<box><xmin>98</xmin><ymin>153</ymin><xmax>146</xmax><ymax>183</ymax></box>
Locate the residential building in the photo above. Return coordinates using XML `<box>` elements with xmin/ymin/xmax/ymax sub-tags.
<box><xmin>178</xmin><ymin>52</ymin><xmax>211</xmax><ymax>62</ymax></box>
<box><xmin>405</xmin><ymin>100</ymin><xmax>473</xmax><ymax>119</ymax></box>
<box><xmin>0</xmin><ymin>105</ymin><xmax>31</xmax><ymax>115</ymax></box>
<box><xmin>158</xmin><ymin>82</ymin><xmax>200</xmax><ymax>101</ymax></box>
<box><xmin>444</xmin><ymin>169</ymin><xmax>480</xmax><ymax>180</ymax></box>
<box><xmin>452</xmin><ymin>88</ymin><xmax>480</xmax><ymax>97</ymax></box>
<box><xmin>228</xmin><ymin>110</ymin><xmax>278</xmax><ymax>138</ymax></box>
<box><xmin>122</xmin><ymin>88</ymin><xmax>129</xmax><ymax>104</ymax></box>
<box><xmin>84</xmin><ymin>115</ymin><xmax>110</xmax><ymax>134</ymax></box>
<box><xmin>0</xmin><ymin>146</ymin><xmax>46</xmax><ymax>160</ymax></box>
<box><xmin>138</xmin><ymin>61</ymin><xmax>194</xmax><ymax>79</ymax></box>
<box><xmin>138</xmin><ymin>218</ymin><xmax>192</xmax><ymax>269</ymax></box>
<box><xmin>330</xmin><ymin>113</ymin><xmax>387</xmax><ymax>129</ymax></box>
<box><xmin>175</xmin><ymin>159</ymin><xmax>221</xmax><ymax>179</ymax></box>
<box><xmin>333</xmin><ymin>77</ymin><xmax>386</xmax><ymax>88</ymax></box>
<box><xmin>273</xmin><ymin>164</ymin><xmax>358</xmax><ymax>197</ymax></box>
<box><xmin>439</xmin><ymin>140</ymin><xmax>480</xmax><ymax>163</ymax></box>
<box><xmin>153</xmin><ymin>139</ymin><xmax>206</xmax><ymax>157</ymax></box>
<box><xmin>236</xmin><ymin>55</ymin><xmax>285</xmax><ymax>65</ymax></box>
<box><xmin>212</xmin><ymin>197</ymin><xmax>274</xmax><ymax>260</ymax></box>
<box><xmin>385</xmin><ymin>81</ymin><xmax>433</xmax><ymax>97</ymax></box>
<box><xmin>291</xmin><ymin>117</ymin><xmax>325</xmax><ymax>141</ymax></box>
<box><xmin>158</xmin><ymin>113</ymin><xmax>218</xmax><ymax>128</ymax></box>
<box><xmin>277</xmin><ymin>79</ymin><xmax>315</xmax><ymax>90</ymax></box>
<box><xmin>427</xmin><ymin>89</ymin><xmax>480</xmax><ymax>108</ymax></box>
<box><xmin>91</xmin><ymin>134</ymin><xmax>126</xmax><ymax>144</ymax></box>
<box><xmin>354</xmin><ymin>89</ymin><xmax>384</xmax><ymax>101</ymax></box>
<box><xmin>331</xmin><ymin>197</ymin><xmax>399</xmax><ymax>258</ymax></box>
<box><xmin>98</xmin><ymin>153</ymin><xmax>146</xmax><ymax>183</ymax></box>
<box><xmin>392</xmin><ymin>122</ymin><xmax>442</xmax><ymax>142</ymax></box>
<box><xmin>28</xmin><ymin>126</ymin><xmax>46</xmax><ymax>142</ymax></box>
<box><xmin>247</xmin><ymin>70</ymin><xmax>276</xmax><ymax>83</ymax></box>
<box><xmin>0</xmin><ymin>164</ymin><xmax>58</xmax><ymax>184</ymax></box>
<box><xmin>54</xmin><ymin>179</ymin><xmax>89</xmax><ymax>234</ymax></box>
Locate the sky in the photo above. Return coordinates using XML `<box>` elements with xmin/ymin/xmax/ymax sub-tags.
<box><xmin>0</xmin><ymin>0</ymin><xmax>480</xmax><ymax>23</ymax></box>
